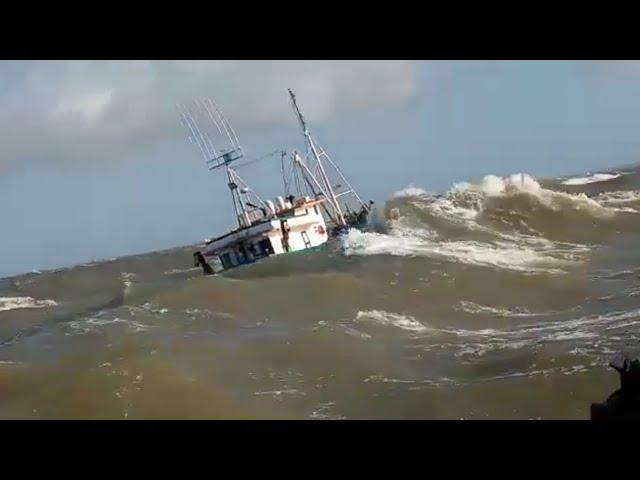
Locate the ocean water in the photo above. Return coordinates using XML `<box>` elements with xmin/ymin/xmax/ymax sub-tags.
<box><xmin>2</xmin><ymin>166</ymin><xmax>640</xmax><ymax>419</ymax></box>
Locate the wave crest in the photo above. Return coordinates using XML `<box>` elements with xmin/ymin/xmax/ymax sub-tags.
<box><xmin>354</xmin><ymin>172</ymin><xmax>640</xmax><ymax>273</ymax></box>
<box><xmin>0</xmin><ymin>296</ymin><xmax>58</xmax><ymax>313</ymax></box>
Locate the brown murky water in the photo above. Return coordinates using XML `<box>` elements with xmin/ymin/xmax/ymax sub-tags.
<box><xmin>2</xmin><ymin>167</ymin><xmax>640</xmax><ymax>419</ymax></box>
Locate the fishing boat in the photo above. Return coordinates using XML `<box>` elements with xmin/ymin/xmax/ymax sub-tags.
<box><xmin>178</xmin><ymin>90</ymin><xmax>372</xmax><ymax>274</ymax></box>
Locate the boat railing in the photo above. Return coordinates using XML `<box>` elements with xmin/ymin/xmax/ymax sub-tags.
<box><xmin>245</xmin><ymin>208</ymin><xmax>271</xmax><ymax>225</ymax></box>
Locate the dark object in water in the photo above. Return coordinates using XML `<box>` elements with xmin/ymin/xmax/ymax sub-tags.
<box><xmin>331</xmin><ymin>225</ymin><xmax>349</xmax><ymax>236</ymax></box>
<box><xmin>591</xmin><ymin>357</ymin><xmax>640</xmax><ymax>420</ymax></box>
<box><xmin>337</xmin><ymin>200</ymin><xmax>375</xmax><ymax>236</ymax></box>
<box><xmin>330</xmin><ymin>200</ymin><xmax>375</xmax><ymax>237</ymax></box>
<box><xmin>193</xmin><ymin>251</ymin><xmax>214</xmax><ymax>275</ymax></box>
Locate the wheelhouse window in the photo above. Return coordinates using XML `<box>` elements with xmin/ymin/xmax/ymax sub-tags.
<box><xmin>258</xmin><ymin>238</ymin><xmax>274</xmax><ymax>255</ymax></box>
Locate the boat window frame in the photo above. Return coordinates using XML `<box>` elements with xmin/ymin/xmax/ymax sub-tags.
<box><xmin>301</xmin><ymin>230</ymin><xmax>311</xmax><ymax>248</ymax></box>
<box><xmin>220</xmin><ymin>252</ymin><xmax>233</xmax><ymax>269</ymax></box>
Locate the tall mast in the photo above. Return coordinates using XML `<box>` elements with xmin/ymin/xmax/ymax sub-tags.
<box><xmin>288</xmin><ymin>89</ymin><xmax>347</xmax><ymax>226</ymax></box>
<box><xmin>289</xmin><ymin>88</ymin><xmax>308</xmax><ymax>136</ymax></box>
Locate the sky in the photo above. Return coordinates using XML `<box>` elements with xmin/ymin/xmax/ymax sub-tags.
<box><xmin>2</xmin><ymin>60</ymin><xmax>640</xmax><ymax>278</ymax></box>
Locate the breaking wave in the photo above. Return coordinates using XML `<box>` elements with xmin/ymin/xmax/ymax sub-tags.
<box><xmin>560</xmin><ymin>172</ymin><xmax>621</xmax><ymax>186</ymax></box>
<box><xmin>392</xmin><ymin>186</ymin><xmax>431</xmax><ymax>199</ymax></box>
<box><xmin>593</xmin><ymin>190</ymin><xmax>640</xmax><ymax>212</ymax></box>
<box><xmin>341</xmin><ymin>172</ymin><xmax>640</xmax><ymax>273</ymax></box>
<box><xmin>0</xmin><ymin>296</ymin><xmax>58</xmax><ymax>313</ymax></box>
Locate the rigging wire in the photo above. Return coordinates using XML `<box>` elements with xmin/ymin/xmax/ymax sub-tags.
<box><xmin>234</xmin><ymin>150</ymin><xmax>286</xmax><ymax>170</ymax></box>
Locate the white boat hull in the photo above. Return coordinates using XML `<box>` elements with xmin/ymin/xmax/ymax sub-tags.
<box><xmin>203</xmin><ymin>199</ymin><xmax>328</xmax><ymax>271</ymax></box>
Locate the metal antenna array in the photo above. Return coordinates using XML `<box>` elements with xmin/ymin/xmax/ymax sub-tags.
<box><xmin>178</xmin><ymin>98</ymin><xmax>266</xmax><ymax>230</ymax></box>
<box><xmin>177</xmin><ymin>98</ymin><xmax>244</xmax><ymax>171</ymax></box>
<box><xmin>287</xmin><ymin>89</ymin><xmax>367</xmax><ymax>227</ymax></box>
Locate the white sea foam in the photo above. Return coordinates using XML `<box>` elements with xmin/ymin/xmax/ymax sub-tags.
<box><xmin>355</xmin><ymin>310</ymin><xmax>430</xmax><ymax>332</ymax></box>
<box><xmin>120</xmin><ymin>272</ymin><xmax>137</xmax><ymax>293</ymax></box>
<box><xmin>411</xmin><ymin>198</ymin><xmax>478</xmax><ymax>224</ymax></box>
<box><xmin>451</xmin><ymin>173</ymin><xmax>593</xmax><ymax>219</ymax></box>
<box><xmin>407</xmin><ymin>307</ymin><xmax>640</xmax><ymax>360</ymax></box>
<box><xmin>561</xmin><ymin>173</ymin><xmax>621</xmax><ymax>186</ymax></box>
<box><xmin>164</xmin><ymin>267</ymin><xmax>201</xmax><ymax>275</ymax></box>
<box><xmin>66</xmin><ymin>316</ymin><xmax>151</xmax><ymax>334</ymax></box>
<box><xmin>351</xmin><ymin>306</ymin><xmax>639</xmax><ymax>361</ymax></box>
<box><xmin>254</xmin><ymin>389</ymin><xmax>307</xmax><ymax>398</ymax></box>
<box><xmin>592</xmin><ymin>190</ymin><xmax>640</xmax><ymax>213</ymax></box>
<box><xmin>451</xmin><ymin>173</ymin><xmax>543</xmax><ymax>197</ymax></box>
<box><xmin>341</xmin><ymin>228</ymin><xmax>571</xmax><ymax>274</ymax></box>
<box><xmin>309</xmin><ymin>402</ymin><xmax>346</xmax><ymax>420</ymax></box>
<box><xmin>595</xmin><ymin>190</ymin><xmax>640</xmax><ymax>204</ymax></box>
<box><xmin>343</xmin><ymin>327</ymin><xmax>372</xmax><ymax>340</ymax></box>
<box><xmin>140</xmin><ymin>302</ymin><xmax>169</xmax><ymax>315</ymax></box>
<box><xmin>392</xmin><ymin>186</ymin><xmax>431</xmax><ymax>198</ymax></box>
<box><xmin>443</xmin><ymin>308</ymin><xmax>640</xmax><ymax>340</ymax></box>
<box><xmin>449</xmin><ymin>172</ymin><xmax>617</xmax><ymax>217</ymax></box>
<box><xmin>409</xmin><ymin>188</ymin><xmax>592</xmax><ymax>253</ymax></box>
<box><xmin>457</xmin><ymin>301</ymin><xmax>541</xmax><ymax>317</ymax></box>
<box><xmin>0</xmin><ymin>296</ymin><xmax>58</xmax><ymax>313</ymax></box>
<box><xmin>457</xmin><ymin>301</ymin><xmax>583</xmax><ymax>318</ymax></box>
<box><xmin>357</xmin><ymin>173</ymin><xmax>630</xmax><ymax>272</ymax></box>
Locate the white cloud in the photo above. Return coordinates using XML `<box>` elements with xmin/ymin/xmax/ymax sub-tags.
<box><xmin>0</xmin><ymin>60</ymin><xmax>417</xmax><ymax>173</ymax></box>
<box><xmin>54</xmin><ymin>89</ymin><xmax>113</xmax><ymax>122</ymax></box>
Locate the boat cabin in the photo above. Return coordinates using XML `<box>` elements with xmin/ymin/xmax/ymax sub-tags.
<box><xmin>203</xmin><ymin>196</ymin><xmax>328</xmax><ymax>270</ymax></box>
